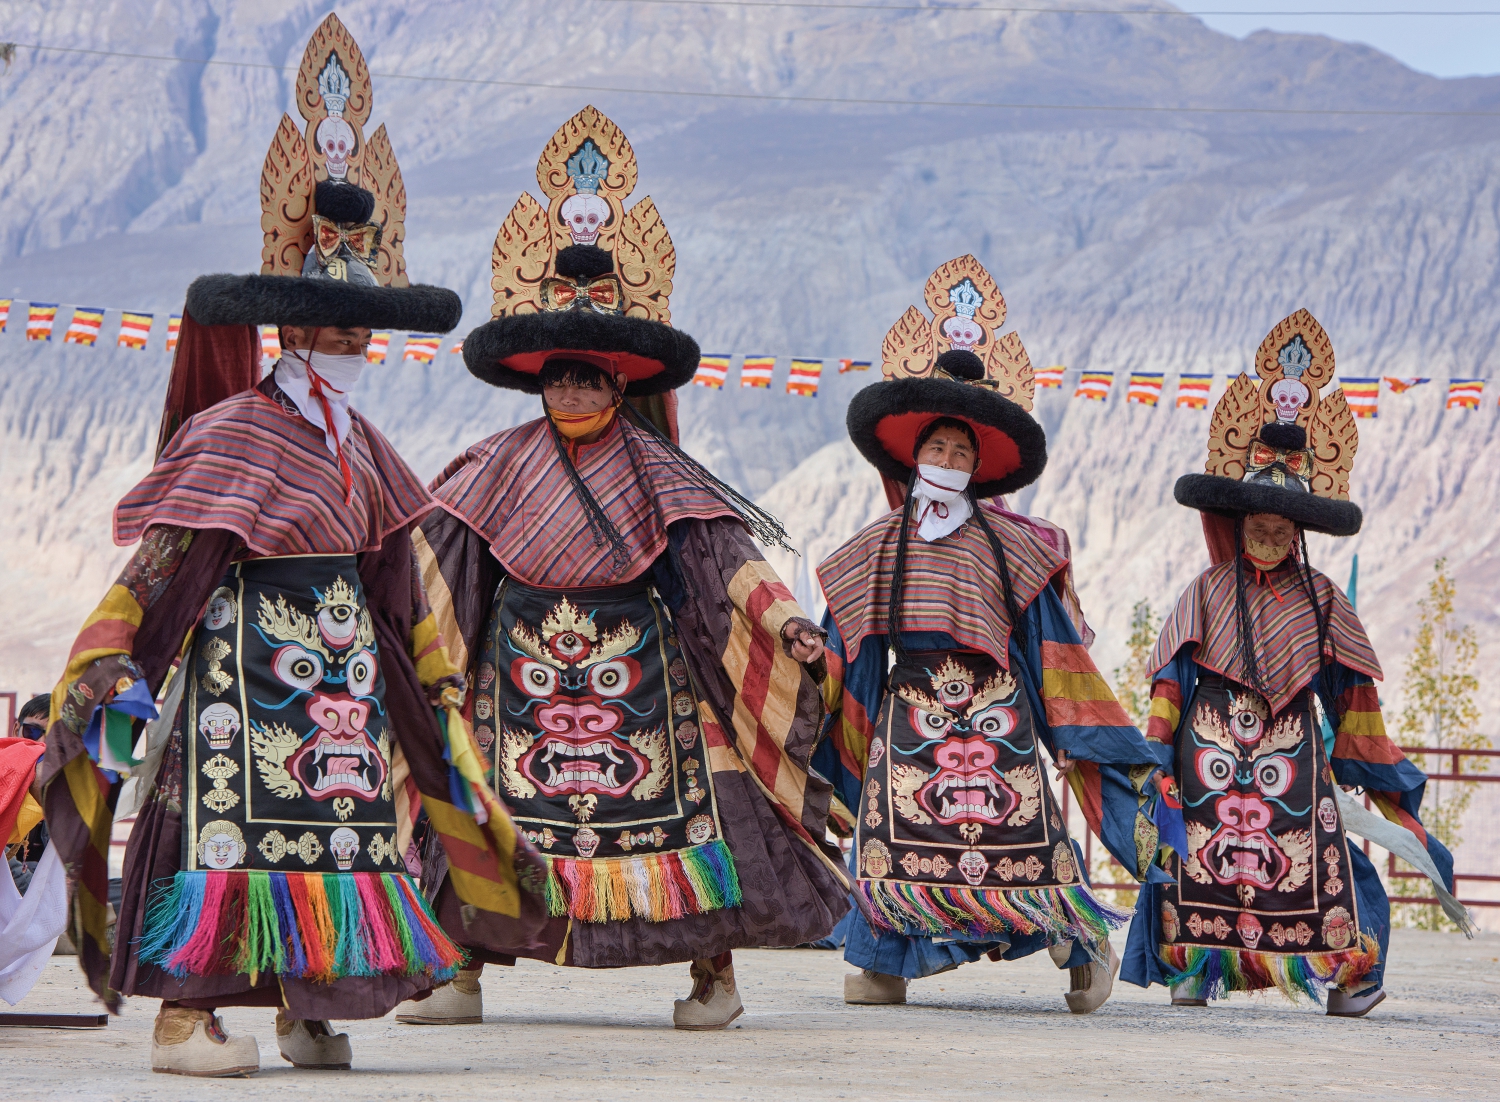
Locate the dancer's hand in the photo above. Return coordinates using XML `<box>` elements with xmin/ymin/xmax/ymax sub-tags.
<box><xmin>1054</xmin><ymin>749</ymin><xmax>1079</xmax><ymax>777</ymax></box>
<box><xmin>782</xmin><ymin>621</ymin><xmax>826</xmax><ymax>664</ymax></box>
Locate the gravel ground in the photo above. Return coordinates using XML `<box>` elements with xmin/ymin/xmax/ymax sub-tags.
<box><xmin>2</xmin><ymin>929</ymin><xmax>1496</xmax><ymax>1101</ymax></box>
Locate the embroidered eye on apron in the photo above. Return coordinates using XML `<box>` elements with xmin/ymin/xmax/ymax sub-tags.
<box><xmin>184</xmin><ymin>555</ymin><xmax>398</xmax><ymax>874</ymax></box>
<box><xmin>1160</xmin><ymin>674</ymin><xmax>1368</xmax><ymax>979</ymax></box>
<box><xmin>473</xmin><ymin>579</ymin><xmax>736</xmax><ymax>923</ymax></box>
<box><xmin>856</xmin><ymin>651</ymin><xmax>1117</xmax><ymax>944</ymax></box>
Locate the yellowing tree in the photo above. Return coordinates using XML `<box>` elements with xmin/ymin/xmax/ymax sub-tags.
<box><xmin>1112</xmin><ymin>599</ymin><xmax>1161</xmax><ymax>730</ymax></box>
<box><xmin>1391</xmin><ymin>559</ymin><xmax>1486</xmax><ymax>930</ymax></box>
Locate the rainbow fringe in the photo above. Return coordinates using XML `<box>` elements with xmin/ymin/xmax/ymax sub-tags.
<box><xmin>859</xmin><ymin>880</ymin><xmax>1133</xmax><ymax>946</ymax></box>
<box><xmin>139</xmin><ymin>871</ymin><xmax>466</xmax><ymax>984</ymax></box>
<box><xmin>1160</xmin><ymin>934</ymin><xmax>1381</xmax><ymax>1004</ymax></box>
<box><xmin>544</xmin><ymin>839</ymin><xmax>741</xmax><ymax>923</ymax></box>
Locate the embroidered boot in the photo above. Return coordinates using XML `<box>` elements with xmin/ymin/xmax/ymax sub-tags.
<box><xmin>395</xmin><ymin>967</ymin><xmax>484</xmax><ymax>1025</ymax></box>
<box><xmin>275</xmin><ymin>1010</ymin><xmax>352</xmax><ymax>1069</ymax></box>
<box><xmin>1326</xmin><ymin>983</ymin><xmax>1385</xmax><ymax>1018</ymax></box>
<box><xmin>673</xmin><ymin>953</ymin><xmax>744</xmax><ymax>1030</ymax></box>
<box><xmin>1064</xmin><ymin>939</ymin><xmax>1120</xmax><ymax>1015</ymax></box>
<box><xmin>150</xmin><ymin>1006</ymin><xmax>260</xmax><ymax>1078</ymax></box>
<box><xmin>843</xmin><ymin>970</ymin><xmax>908</xmax><ymax>1005</ymax></box>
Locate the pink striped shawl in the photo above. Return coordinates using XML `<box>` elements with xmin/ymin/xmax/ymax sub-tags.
<box><xmin>817</xmin><ymin>502</ymin><xmax>1067</xmax><ymax>668</ymax></box>
<box><xmin>114</xmin><ymin>388</ymin><xmax>432</xmax><ymax>555</ymax></box>
<box><xmin>1149</xmin><ymin>559</ymin><xmax>1381</xmax><ymax>714</ymax></box>
<box><xmin>430</xmin><ymin>416</ymin><xmax>734</xmax><ymax>586</ymax></box>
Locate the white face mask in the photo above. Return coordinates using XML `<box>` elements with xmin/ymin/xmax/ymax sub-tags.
<box><xmin>274</xmin><ymin>349</ymin><xmax>366</xmax><ymax>455</ymax></box>
<box><xmin>911</xmin><ymin>463</ymin><xmax>974</xmax><ymax>542</ymax></box>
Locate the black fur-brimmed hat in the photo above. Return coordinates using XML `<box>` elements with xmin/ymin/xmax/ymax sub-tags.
<box><xmin>848</xmin><ymin>255</ymin><xmax>1047</xmax><ymax>500</ymax></box>
<box><xmin>185</xmin><ymin>273</ymin><xmax>464</xmax><ymax>333</ymax></box>
<box><xmin>1174</xmin><ymin>309</ymin><xmax>1363</xmax><ymax>537</ymax></box>
<box><xmin>468</xmin><ymin>107</ymin><xmax>700</xmax><ymax>397</ymax></box>
<box><xmin>462</xmin><ymin>246</ymin><xmax>698</xmax><ymax>397</ymax></box>
<box><xmin>848</xmin><ymin>352</ymin><xmax>1047</xmax><ymax>499</ymax></box>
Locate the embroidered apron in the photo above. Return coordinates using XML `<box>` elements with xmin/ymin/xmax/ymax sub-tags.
<box><xmin>183</xmin><ymin>555</ymin><xmax>398</xmax><ymax>874</ymax></box>
<box><xmin>1162</xmin><ymin>674</ymin><xmax>1361</xmax><ymax>959</ymax></box>
<box><xmin>473</xmin><ymin>579</ymin><xmax>734</xmax><ymax>922</ymax></box>
<box><xmin>856</xmin><ymin>650</ymin><xmax>1082</xmax><ymax>935</ymax></box>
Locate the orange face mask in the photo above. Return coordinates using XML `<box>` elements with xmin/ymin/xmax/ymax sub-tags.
<box><xmin>548</xmin><ymin>403</ymin><xmax>618</xmax><ymax>441</ymax></box>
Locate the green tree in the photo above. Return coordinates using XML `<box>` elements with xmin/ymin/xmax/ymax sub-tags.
<box><xmin>1389</xmin><ymin>558</ymin><xmax>1487</xmax><ymax>931</ymax></box>
<box><xmin>1112</xmin><ymin>599</ymin><xmax>1161</xmax><ymax>730</ymax></box>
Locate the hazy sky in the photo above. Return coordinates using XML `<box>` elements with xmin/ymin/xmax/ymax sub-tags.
<box><xmin>1188</xmin><ymin>1</ymin><xmax>1500</xmax><ymax>78</ymax></box>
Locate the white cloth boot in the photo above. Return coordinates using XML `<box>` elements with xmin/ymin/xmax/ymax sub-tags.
<box><xmin>395</xmin><ymin>966</ymin><xmax>483</xmax><ymax>1024</ymax></box>
<box><xmin>1326</xmin><ymin>984</ymin><xmax>1385</xmax><ymax>1018</ymax></box>
<box><xmin>275</xmin><ymin>1010</ymin><xmax>352</xmax><ymax>1069</ymax></box>
<box><xmin>1064</xmin><ymin>939</ymin><xmax>1120</xmax><ymax>1014</ymax></box>
<box><xmin>673</xmin><ymin>956</ymin><xmax>745</xmax><ymax>1030</ymax></box>
<box><xmin>843</xmin><ymin>970</ymin><xmax>909</xmax><ymax>1005</ymax></box>
<box><xmin>150</xmin><ymin>1007</ymin><xmax>260</xmax><ymax>1078</ymax></box>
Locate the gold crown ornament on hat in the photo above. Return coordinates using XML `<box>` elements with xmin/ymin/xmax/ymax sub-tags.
<box><xmin>879</xmin><ymin>254</ymin><xmax>1035</xmax><ymax>411</ymax></box>
<box><xmin>489</xmin><ymin>106</ymin><xmax>675</xmax><ymax>322</ymax></box>
<box><xmin>258</xmin><ymin>13</ymin><xmax>407</xmax><ymax>286</ymax></box>
<box><xmin>1204</xmin><ymin>309</ymin><xmax>1358</xmax><ymax>500</ymax></box>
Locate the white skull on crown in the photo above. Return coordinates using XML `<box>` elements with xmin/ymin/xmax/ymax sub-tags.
<box><xmin>942</xmin><ymin>313</ymin><xmax>983</xmax><ymax>351</ymax></box>
<box><xmin>316</xmin><ymin>116</ymin><xmax>357</xmax><ymax>180</ymax></box>
<box><xmin>561</xmin><ymin>193</ymin><xmax>610</xmax><ymax>245</ymax></box>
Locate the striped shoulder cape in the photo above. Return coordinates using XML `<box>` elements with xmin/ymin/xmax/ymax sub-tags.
<box><xmin>114</xmin><ymin>387</ymin><xmax>431</xmax><ymax>556</ymax></box>
<box><xmin>817</xmin><ymin>502</ymin><xmax>1067</xmax><ymax>668</ymax></box>
<box><xmin>430</xmin><ymin>416</ymin><xmax>733</xmax><ymax>586</ymax></box>
<box><xmin>1150</xmin><ymin>559</ymin><xmax>1381</xmax><ymax>715</ymax></box>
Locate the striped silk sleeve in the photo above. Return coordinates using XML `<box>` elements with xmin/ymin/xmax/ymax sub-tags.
<box><xmin>1146</xmin><ymin>678</ymin><xmax>1183</xmax><ymax>746</ymax></box>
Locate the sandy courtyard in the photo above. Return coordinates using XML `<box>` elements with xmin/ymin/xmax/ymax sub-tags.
<box><xmin>1</xmin><ymin>930</ymin><xmax>1496</xmax><ymax>1101</ymax></box>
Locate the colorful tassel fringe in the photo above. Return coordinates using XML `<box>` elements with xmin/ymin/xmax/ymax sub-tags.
<box><xmin>1160</xmin><ymin>934</ymin><xmax>1381</xmax><ymax>1004</ymax></box>
<box><xmin>859</xmin><ymin>880</ymin><xmax>1133</xmax><ymax>946</ymax></box>
<box><xmin>139</xmin><ymin>871</ymin><xmax>466</xmax><ymax>984</ymax></box>
<box><xmin>544</xmin><ymin>839</ymin><xmax>741</xmax><ymax>923</ymax></box>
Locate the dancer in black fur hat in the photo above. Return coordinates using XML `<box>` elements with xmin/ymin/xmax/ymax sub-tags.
<box><xmin>37</xmin><ymin>16</ymin><xmax>539</xmax><ymax>1078</ymax></box>
<box><xmin>815</xmin><ymin>255</ymin><xmax>1170</xmax><ymax>1015</ymax></box>
<box><xmin>1121</xmin><ymin>308</ymin><xmax>1471</xmax><ymax>1016</ymax></box>
<box><xmin>403</xmin><ymin>107</ymin><xmax>849</xmax><ymax>1032</ymax></box>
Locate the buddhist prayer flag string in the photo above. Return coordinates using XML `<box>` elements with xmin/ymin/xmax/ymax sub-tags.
<box><xmin>63</xmin><ymin>306</ymin><xmax>105</xmax><ymax>346</ymax></box>
<box><xmin>787</xmin><ymin>358</ymin><xmax>823</xmax><ymax>397</ymax></box>
<box><xmin>1446</xmin><ymin>379</ymin><xmax>1483</xmax><ymax>409</ymax></box>
<box><xmin>26</xmin><ymin>303</ymin><xmax>58</xmax><ymax>341</ymax></box>
<box><xmin>1126</xmin><ymin>372</ymin><xmax>1164</xmax><ymax>406</ymax></box>
<box><xmin>1340</xmin><ymin>377</ymin><xmax>1380</xmax><ymax>418</ymax></box>
<box><xmin>740</xmin><ymin>355</ymin><xmax>775</xmax><ymax>389</ymax></box>
<box><xmin>693</xmin><ymin>353</ymin><xmax>730</xmax><ymax>389</ymax></box>
<box><xmin>117</xmin><ymin>311</ymin><xmax>153</xmax><ymax>350</ymax></box>
<box><xmin>259</xmin><ymin>325</ymin><xmax>281</xmax><ymax>362</ymax></box>
<box><xmin>1073</xmin><ymin>371</ymin><xmax>1113</xmax><ymax>401</ymax></box>
<box><xmin>0</xmin><ymin>296</ymin><xmax>1494</xmax><ymax>423</ymax></box>
<box><xmin>1176</xmin><ymin>374</ymin><xmax>1212</xmax><ymax>409</ymax></box>
<box><xmin>1384</xmin><ymin>376</ymin><xmax>1429</xmax><ymax>394</ymax></box>
<box><xmin>365</xmin><ymin>332</ymin><xmax>391</xmax><ymax>364</ymax></box>
<box><xmin>403</xmin><ymin>334</ymin><xmax>442</xmax><ymax>363</ymax></box>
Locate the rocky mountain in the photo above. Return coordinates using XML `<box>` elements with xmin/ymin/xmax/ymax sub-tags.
<box><xmin>3</xmin><ymin>2</ymin><xmax>1497</xmax><ymax>900</ymax></box>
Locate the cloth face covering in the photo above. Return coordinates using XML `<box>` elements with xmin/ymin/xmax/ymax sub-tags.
<box><xmin>911</xmin><ymin>464</ymin><xmax>973</xmax><ymax>542</ymax></box>
<box><xmin>1243</xmin><ymin>534</ymin><xmax>1293</xmax><ymax>570</ymax></box>
<box><xmin>275</xmin><ymin>351</ymin><xmax>365</xmax><ymax>454</ymax></box>
<box><xmin>548</xmin><ymin>403</ymin><xmax>618</xmax><ymax>441</ymax></box>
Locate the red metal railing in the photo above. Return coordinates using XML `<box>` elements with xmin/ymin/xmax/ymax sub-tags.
<box><xmin>1058</xmin><ymin>744</ymin><xmax>1499</xmax><ymax>905</ymax></box>
<box><xmin>1385</xmin><ymin>745</ymin><xmax>1498</xmax><ymax>909</ymax></box>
